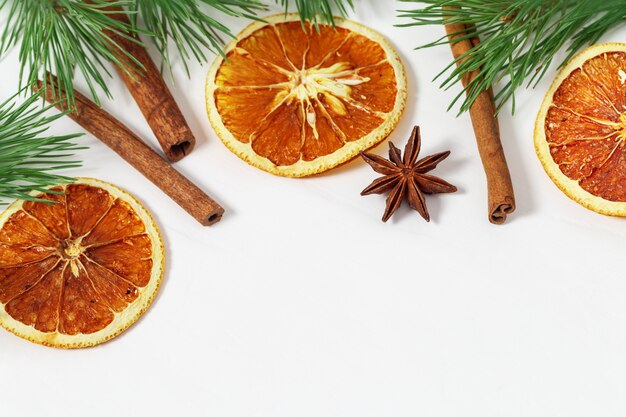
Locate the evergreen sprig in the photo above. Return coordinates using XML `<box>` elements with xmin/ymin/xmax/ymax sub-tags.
<box><xmin>0</xmin><ymin>90</ymin><xmax>83</xmax><ymax>203</ymax></box>
<box><xmin>398</xmin><ymin>0</ymin><xmax>626</xmax><ymax>114</ymax></box>
<box><xmin>0</xmin><ymin>0</ymin><xmax>141</xmax><ymax>109</ymax></box>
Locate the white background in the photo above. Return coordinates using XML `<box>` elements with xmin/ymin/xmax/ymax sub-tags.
<box><xmin>1</xmin><ymin>2</ymin><xmax>626</xmax><ymax>416</ymax></box>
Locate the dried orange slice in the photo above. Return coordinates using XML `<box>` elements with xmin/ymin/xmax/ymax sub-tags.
<box><xmin>206</xmin><ymin>14</ymin><xmax>407</xmax><ymax>177</ymax></box>
<box><xmin>0</xmin><ymin>178</ymin><xmax>164</xmax><ymax>348</ymax></box>
<box><xmin>535</xmin><ymin>43</ymin><xmax>626</xmax><ymax>215</ymax></box>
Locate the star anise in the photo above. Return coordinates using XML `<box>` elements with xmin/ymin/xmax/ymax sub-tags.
<box><xmin>360</xmin><ymin>126</ymin><xmax>457</xmax><ymax>222</ymax></box>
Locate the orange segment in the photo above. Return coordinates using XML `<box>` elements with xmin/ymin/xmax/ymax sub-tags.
<box><xmin>319</xmin><ymin>95</ymin><xmax>384</xmax><ymax>141</ymax></box>
<box><xmin>579</xmin><ymin>142</ymin><xmax>626</xmax><ymax>202</ymax></box>
<box><xmin>237</xmin><ymin>25</ymin><xmax>294</xmax><ymax>70</ymax></box>
<box><xmin>275</xmin><ymin>21</ymin><xmax>310</xmax><ymax>69</ymax></box>
<box><xmin>82</xmin><ymin>259</ymin><xmax>139</xmax><ymax>313</ymax></box>
<box><xmin>583</xmin><ymin>52</ymin><xmax>626</xmax><ymax>112</ymax></box>
<box><xmin>350</xmin><ymin>62</ymin><xmax>398</xmax><ymax>113</ymax></box>
<box><xmin>206</xmin><ymin>14</ymin><xmax>407</xmax><ymax>177</ymax></box>
<box><xmin>301</xmin><ymin>101</ymin><xmax>345</xmax><ymax>161</ymax></box>
<box><xmin>58</xmin><ymin>263</ymin><xmax>115</xmax><ymax>336</ymax></box>
<box><xmin>320</xmin><ymin>32</ymin><xmax>387</xmax><ymax>68</ymax></box>
<box><xmin>215</xmin><ymin>87</ymin><xmax>284</xmax><ymax>142</ymax></box>
<box><xmin>0</xmin><ymin>257</ymin><xmax>60</xmax><ymax>304</ymax></box>
<box><xmin>216</xmin><ymin>51</ymin><xmax>289</xmax><ymax>87</ymax></box>
<box><xmin>0</xmin><ymin>178</ymin><xmax>164</xmax><ymax>348</ymax></box>
<box><xmin>66</xmin><ymin>183</ymin><xmax>114</xmax><ymax>237</ymax></box>
<box><xmin>552</xmin><ymin>67</ymin><xmax>621</xmax><ymax>121</ymax></box>
<box><xmin>250</xmin><ymin>102</ymin><xmax>303</xmax><ymax>166</ymax></box>
<box><xmin>545</xmin><ymin>106</ymin><xmax>619</xmax><ymax>181</ymax></box>
<box><xmin>82</xmin><ymin>199</ymin><xmax>146</xmax><ymax>246</ymax></box>
<box><xmin>5</xmin><ymin>261</ymin><xmax>65</xmax><ymax>333</ymax></box>
<box><xmin>0</xmin><ymin>244</ymin><xmax>55</xmax><ymax>266</ymax></box>
<box><xmin>0</xmin><ymin>210</ymin><xmax>58</xmax><ymax>247</ymax></box>
<box><xmin>306</xmin><ymin>26</ymin><xmax>351</xmax><ymax>68</ymax></box>
<box><xmin>545</xmin><ymin>106</ymin><xmax>616</xmax><ymax>145</ymax></box>
<box><xmin>549</xmin><ymin>134</ymin><xmax>621</xmax><ymax>180</ymax></box>
<box><xmin>86</xmin><ymin>235</ymin><xmax>154</xmax><ymax>287</ymax></box>
<box><xmin>23</xmin><ymin>189</ymin><xmax>70</xmax><ymax>240</ymax></box>
<box><xmin>535</xmin><ymin>43</ymin><xmax>626</xmax><ymax>215</ymax></box>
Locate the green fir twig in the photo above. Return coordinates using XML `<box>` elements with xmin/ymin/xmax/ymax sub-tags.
<box><xmin>0</xmin><ymin>0</ymin><xmax>142</xmax><ymax>109</ymax></box>
<box><xmin>0</xmin><ymin>90</ymin><xmax>84</xmax><ymax>203</ymax></box>
<box><xmin>398</xmin><ymin>0</ymin><xmax>626</xmax><ymax>114</ymax></box>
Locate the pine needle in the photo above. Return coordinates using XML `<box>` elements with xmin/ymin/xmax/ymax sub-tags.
<box><xmin>0</xmin><ymin>90</ymin><xmax>84</xmax><ymax>204</ymax></box>
<box><xmin>398</xmin><ymin>0</ymin><xmax>626</xmax><ymax>114</ymax></box>
<box><xmin>278</xmin><ymin>0</ymin><xmax>354</xmax><ymax>25</ymax></box>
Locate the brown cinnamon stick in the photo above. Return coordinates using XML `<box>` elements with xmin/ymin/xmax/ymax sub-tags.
<box><xmin>35</xmin><ymin>80</ymin><xmax>224</xmax><ymax>227</ymax></box>
<box><xmin>444</xmin><ymin>10</ymin><xmax>516</xmax><ymax>224</ymax></box>
<box><xmin>104</xmin><ymin>5</ymin><xmax>196</xmax><ymax>162</ymax></box>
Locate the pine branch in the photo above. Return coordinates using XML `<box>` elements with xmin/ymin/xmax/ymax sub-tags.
<box><xmin>0</xmin><ymin>90</ymin><xmax>84</xmax><ymax>203</ymax></box>
<box><xmin>398</xmin><ymin>0</ymin><xmax>626</xmax><ymax>114</ymax></box>
<box><xmin>0</xmin><ymin>0</ymin><xmax>142</xmax><ymax>109</ymax></box>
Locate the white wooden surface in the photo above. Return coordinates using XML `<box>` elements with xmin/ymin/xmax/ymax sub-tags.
<box><xmin>1</xmin><ymin>2</ymin><xmax>626</xmax><ymax>416</ymax></box>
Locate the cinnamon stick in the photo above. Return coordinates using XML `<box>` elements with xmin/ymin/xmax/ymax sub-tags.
<box><xmin>444</xmin><ymin>11</ymin><xmax>516</xmax><ymax>224</ymax></box>
<box><xmin>104</xmin><ymin>5</ymin><xmax>196</xmax><ymax>162</ymax></box>
<box><xmin>34</xmin><ymin>80</ymin><xmax>224</xmax><ymax>227</ymax></box>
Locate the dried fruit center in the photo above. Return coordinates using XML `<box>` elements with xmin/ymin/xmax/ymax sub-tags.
<box><xmin>62</xmin><ymin>238</ymin><xmax>84</xmax><ymax>260</ymax></box>
<box><xmin>288</xmin><ymin>63</ymin><xmax>369</xmax><ymax>107</ymax></box>
<box><xmin>60</xmin><ymin>239</ymin><xmax>86</xmax><ymax>278</ymax></box>
<box><xmin>273</xmin><ymin>62</ymin><xmax>371</xmax><ymax>140</ymax></box>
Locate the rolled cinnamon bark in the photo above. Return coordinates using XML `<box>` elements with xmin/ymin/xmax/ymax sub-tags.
<box><xmin>104</xmin><ymin>5</ymin><xmax>196</xmax><ymax>162</ymax></box>
<box><xmin>35</xmin><ymin>80</ymin><xmax>224</xmax><ymax>227</ymax></box>
<box><xmin>444</xmin><ymin>12</ymin><xmax>516</xmax><ymax>224</ymax></box>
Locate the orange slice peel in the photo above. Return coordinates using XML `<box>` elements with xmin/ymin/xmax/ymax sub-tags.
<box><xmin>0</xmin><ymin>178</ymin><xmax>164</xmax><ymax>348</ymax></box>
<box><xmin>535</xmin><ymin>43</ymin><xmax>626</xmax><ymax>215</ymax></box>
<box><xmin>206</xmin><ymin>14</ymin><xmax>408</xmax><ymax>177</ymax></box>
